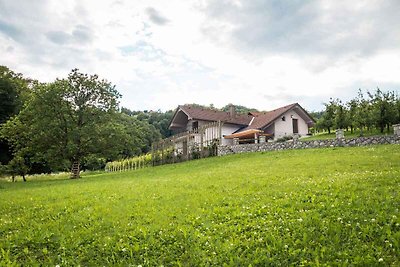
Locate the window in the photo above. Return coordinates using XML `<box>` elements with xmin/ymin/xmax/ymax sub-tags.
<box><xmin>192</xmin><ymin>121</ymin><xmax>198</xmax><ymax>130</ymax></box>
<box><xmin>292</xmin><ymin>118</ymin><xmax>298</xmax><ymax>134</ymax></box>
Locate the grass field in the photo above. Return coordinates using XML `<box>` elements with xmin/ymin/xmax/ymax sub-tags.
<box><xmin>1</xmin><ymin>145</ymin><xmax>399</xmax><ymax>266</ymax></box>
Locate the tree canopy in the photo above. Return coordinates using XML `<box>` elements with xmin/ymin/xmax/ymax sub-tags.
<box><xmin>0</xmin><ymin>68</ymin><xmax>161</xmax><ymax>179</ymax></box>
<box><xmin>316</xmin><ymin>89</ymin><xmax>400</xmax><ymax>134</ymax></box>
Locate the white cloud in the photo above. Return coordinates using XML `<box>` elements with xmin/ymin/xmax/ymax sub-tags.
<box><xmin>0</xmin><ymin>0</ymin><xmax>399</xmax><ymax>112</ymax></box>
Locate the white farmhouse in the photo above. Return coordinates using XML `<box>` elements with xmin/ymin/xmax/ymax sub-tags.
<box><xmin>169</xmin><ymin>103</ymin><xmax>315</xmax><ymax>145</ymax></box>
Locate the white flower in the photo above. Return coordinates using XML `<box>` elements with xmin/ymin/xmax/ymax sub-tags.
<box><xmin>378</xmin><ymin>258</ymin><xmax>383</xmax><ymax>262</ymax></box>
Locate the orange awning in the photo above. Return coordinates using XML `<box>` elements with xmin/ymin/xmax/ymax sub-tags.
<box><xmin>224</xmin><ymin>129</ymin><xmax>264</xmax><ymax>139</ymax></box>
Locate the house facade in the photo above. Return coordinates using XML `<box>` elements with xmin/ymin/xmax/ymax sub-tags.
<box><xmin>169</xmin><ymin>103</ymin><xmax>315</xmax><ymax>145</ymax></box>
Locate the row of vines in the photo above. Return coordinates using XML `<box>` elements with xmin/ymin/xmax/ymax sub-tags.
<box><xmin>105</xmin><ymin>154</ymin><xmax>152</xmax><ymax>172</ymax></box>
<box><xmin>104</xmin><ymin>147</ymin><xmax>176</xmax><ymax>172</ymax></box>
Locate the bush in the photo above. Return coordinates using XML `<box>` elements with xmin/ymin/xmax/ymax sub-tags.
<box><xmin>276</xmin><ymin>135</ymin><xmax>293</xmax><ymax>142</ymax></box>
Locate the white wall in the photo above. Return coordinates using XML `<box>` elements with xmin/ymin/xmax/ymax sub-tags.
<box><xmin>186</xmin><ymin>120</ymin><xmax>241</xmax><ymax>145</ymax></box>
<box><xmin>273</xmin><ymin>110</ymin><xmax>309</xmax><ymax>139</ymax></box>
<box><xmin>221</xmin><ymin>124</ymin><xmax>242</xmax><ymax>145</ymax></box>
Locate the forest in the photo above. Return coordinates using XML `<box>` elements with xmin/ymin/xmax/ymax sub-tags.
<box><xmin>0</xmin><ymin>66</ymin><xmax>172</xmax><ymax>178</ymax></box>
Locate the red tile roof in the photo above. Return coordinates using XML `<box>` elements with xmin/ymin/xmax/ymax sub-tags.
<box><xmin>179</xmin><ymin>105</ymin><xmax>253</xmax><ymax>125</ymax></box>
<box><xmin>240</xmin><ymin>103</ymin><xmax>298</xmax><ymax>131</ymax></box>
<box><xmin>169</xmin><ymin>103</ymin><xmax>314</xmax><ymax>131</ymax></box>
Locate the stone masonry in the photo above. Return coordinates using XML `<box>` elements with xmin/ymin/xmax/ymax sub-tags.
<box><xmin>218</xmin><ymin>134</ymin><xmax>400</xmax><ymax>156</ymax></box>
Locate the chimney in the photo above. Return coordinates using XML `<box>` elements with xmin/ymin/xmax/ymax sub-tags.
<box><xmin>229</xmin><ymin>104</ymin><xmax>236</xmax><ymax>118</ymax></box>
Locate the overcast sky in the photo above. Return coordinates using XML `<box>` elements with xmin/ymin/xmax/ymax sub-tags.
<box><xmin>1</xmin><ymin>0</ymin><xmax>399</xmax><ymax>112</ymax></box>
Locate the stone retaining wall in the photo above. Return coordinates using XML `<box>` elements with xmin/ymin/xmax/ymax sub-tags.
<box><xmin>218</xmin><ymin>135</ymin><xmax>400</xmax><ymax>156</ymax></box>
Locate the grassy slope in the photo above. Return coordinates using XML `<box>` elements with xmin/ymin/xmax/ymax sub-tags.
<box><xmin>0</xmin><ymin>145</ymin><xmax>399</xmax><ymax>266</ymax></box>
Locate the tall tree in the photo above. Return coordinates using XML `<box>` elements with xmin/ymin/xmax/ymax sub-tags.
<box><xmin>318</xmin><ymin>99</ymin><xmax>336</xmax><ymax>133</ymax></box>
<box><xmin>354</xmin><ymin>90</ymin><xmax>374</xmax><ymax>136</ymax></box>
<box><xmin>0</xmin><ymin>66</ymin><xmax>33</xmax><ymax>165</ymax></box>
<box><xmin>333</xmin><ymin>100</ymin><xmax>348</xmax><ymax>130</ymax></box>
<box><xmin>1</xmin><ymin>69</ymin><xmax>122</xmax><ymax>178</ymax></box>
<box><xmin>369</xmin><ymin>89</ymin><xmax>397</xmax><ymax>133</ymax></box>
<box><xmin>346</xmin><ymin>99</ymin><xmax>358</xmax><ymax>133</ymax></box>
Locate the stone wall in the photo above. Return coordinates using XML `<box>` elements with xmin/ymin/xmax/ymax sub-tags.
<box><xmin>218</xmin><ymin>135</ymin><xmax>400</xmax><ymax>156</ymax></box>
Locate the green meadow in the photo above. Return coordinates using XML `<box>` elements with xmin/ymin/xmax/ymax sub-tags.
<box><xmin>1</xmin><ymin>145</ymin><xmax>399</xmax><ymax>266</ymax></box>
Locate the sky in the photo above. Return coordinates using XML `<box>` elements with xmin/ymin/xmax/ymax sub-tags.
<box><xmin>1</xmin><ymin>0</ymin><xmax>399</xmax><ymax>112</ymax></box>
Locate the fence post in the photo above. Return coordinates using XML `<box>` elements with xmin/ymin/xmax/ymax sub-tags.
<box><xmin>186</xmin><ymin>132</ymin><xmax>190</xmax><ymax>161</ymax></box>
<box><xmin>218</xmin><ymin>120</ymin><xmax>222</xmax><ymax>145</ymax></box>
<box><xmin>394</xmin><ymin>124</ymin><xmax>400</xmax><ymax>136</ymax></box>
<box><xmin>336</xmin><ymin>129</ymin><xmax>344</xmax><ymax>139</ymax></box>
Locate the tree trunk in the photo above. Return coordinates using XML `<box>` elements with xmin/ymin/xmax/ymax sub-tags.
<box><xmin>12</xmin><ymin>175</ymin><xmax>15</xmax><ymax>182</ymax></box>
<box><xmin>22</xmin><ymin>174</ymin><xmax>27</xmax><ymax>182</ymax></box>
<box><xmin>71</xmin><ymin>160</ymin><xmax>80</xmax><ymax>179</ymax></box>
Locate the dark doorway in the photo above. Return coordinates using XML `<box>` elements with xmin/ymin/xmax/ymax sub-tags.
<box><xmin>292</xmin><ymin>118</ymin><xmax>298</xmax><ymax>134</ymax></box>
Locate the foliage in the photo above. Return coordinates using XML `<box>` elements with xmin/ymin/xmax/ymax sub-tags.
<box><xmin>1</xmin><ymin>69</ymin><xmax>122</xmax><ymax>177</ymax></box>
<box><xmin>117</xmin><ymin>113</ymin><xmax>161</xmax><ymax>156</ymax></box>
<box><xmin>0</xmin><ymin>145</ymin><xmax>399</xmax><ymax>265</ymax></box>
<box><xmin>220</xmin><ymin>104</ymin><xmax>259</xmax><ymax>114</ymax></box>
<box><xmin>317</xmin><ymin>98</ymin><xmax>336</xmax><ymax>133</ymax></box>
<box><xmin>0</xmin><ymin>66</ymin><xmax>34</xmax><ymax>165</ymax></box>
<box><xmin>105</xmin><ymin>154</ymin><xmax>152</xmax><ymax>172</ymax></box>
<box><xmin>121</xmin><ymin>108</ymin><xmax>174</xmax><ymax>138</ymax></box>
<box><xmin>368</xmin><ymin>89</ymin><xmax>397</xmax><ymax>133</ymax></box>
<box><xmin>276</xmin><ymin>135</ymin><xmax>293</xmax><ymax>142</ymax></box>
<box><xmin>317</xmin><ymin>89</ymin><xmax>399</xmax><ymax>135</ymax></box>
<box><xmin>309</xmin><ymin>110</ymin><xmax>324</xmax><ymax>120</ymax></box>
<box><xmin>82</xmin><ymin>155</ymin><xmax>106</xmax><ymax>171</ymax></box>
<box><xmin>0</xmin><ymin>66</ymin><xmax>33</xmax><ymax>124</ymax></box>
<box><xmin>0</xmin><ymin>67</ymin><xmax>163</xmax><ymax>176</ymax></box>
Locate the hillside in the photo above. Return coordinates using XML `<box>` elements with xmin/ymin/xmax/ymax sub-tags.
<box><xmin>1</xmin><ymin>145</ymin><xmax>399</xmax><ymax>265</ymax></box>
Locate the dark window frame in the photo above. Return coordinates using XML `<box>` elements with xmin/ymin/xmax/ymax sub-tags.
<box><xmin>292</xmin><ymin>118</ymin><xmax>299</xmax><ymax>134</ymax></box>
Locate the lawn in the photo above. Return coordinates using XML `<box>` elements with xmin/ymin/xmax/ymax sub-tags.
<box><xmin>1</xmin><ymin>145</ymin><xmax>399</xmax><ymax>266</ymax></box>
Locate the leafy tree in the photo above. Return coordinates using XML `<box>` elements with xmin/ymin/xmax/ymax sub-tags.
<box><xmin>354</xmin><ymin>90</ymin><xmax>374</xmax><ymax>136</ymax></box>
<box><xmin>346</xmin><ymin>99</ymin><xmax>358</xmax><ymax>133</ymax></box>
<box><xmin>318</xmin><ymin>99</ymin><xmax>336</xmax><ymax>133</ymax></box>
<box><xmin>0</xmin><ymin>66</ymin><xmax>33</xmax><ymax>165</ymax></box>
<box><xmin>122</xmin><ymin>108</ymin><xmax>173</xmax><ymax>138</ymax></box>
<box><xmin>8</xmin><ymin>156</ymin><xmax>29</xmax><ymax>182</ymax></box>
<box><xmin>309</xmin><ymin>111</ymin><xmax>324</xmax><ymax>120</ymax></box>
<box><xmin>1</xmin><ymin>69</ymin><xmax>122</xmax><ymax>178</ymax></box>
<box><xmin>333</xmin><ymin>100</ymin><xmax>348</xmax><ymax>130</ymax></box>
<box><xmin>396</xmin><ymin>96</ymin><xmax>400</xmax><ymax>124</ymax></box>
<box><xmin>221</xmin><ymin>104</ymin><xmax>258</xmax><ymax>114</ymax></box>
<box><xmin>117</xmin><ymin>113</ymin><xmax>161</xmax><ymax>157</ymax></box>
<box><xmin>369</xmin><ymin>89</ymin><xmax>397</xmax><ymax>133</ymax></box>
